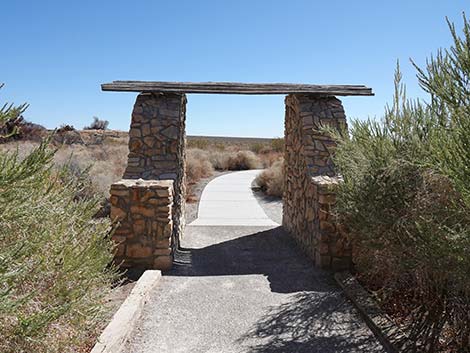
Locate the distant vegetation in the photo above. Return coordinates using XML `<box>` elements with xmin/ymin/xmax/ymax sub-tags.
<box><xmin>84</xmin><ymin>116</ymin><xmax>109</xmax><ymax>130</ymax></box>
<box><xmin>332</xmin><ymin>17</ymin><xmax>470</xmax><ymax>352</ymax></box>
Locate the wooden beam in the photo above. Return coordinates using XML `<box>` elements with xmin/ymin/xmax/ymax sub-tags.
<box><xmin>101</xmin><ymin>81</ymin><xmax>374</xmax><ymax>96</ymax></box>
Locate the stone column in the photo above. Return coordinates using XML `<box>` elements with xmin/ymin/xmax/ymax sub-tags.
<box><xmin>110</xmin><ymin>92</ymin><xmax>186</xmax><ymax>270</ymax></box>
<box><xmin>283</xmin><ymin>94</ymin><xmax>351</xmax><ymax>270</ymax></box>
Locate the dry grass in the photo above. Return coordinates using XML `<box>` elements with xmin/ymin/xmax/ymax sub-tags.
<box><xmin>0</xmin><ymin>139</ymin><xmax>128</xmax><ymax>198</ymax></box>
<box><xmin>0</xmin><ymin>131</ymin><xmax>283</xmax><ymax>203</ymax></box>
<box><xmin>255</xmin><ymin>158</ymin><xmax>284</xmax><ymax>197</ymax></box>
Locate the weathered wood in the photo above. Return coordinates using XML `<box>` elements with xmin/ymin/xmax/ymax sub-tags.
<box><xmin>101</xmin><ymin>81</ymin><xmax>374</xmax><ymax>96</ymax></box>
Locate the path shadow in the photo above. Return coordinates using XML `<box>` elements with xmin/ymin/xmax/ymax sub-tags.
<box><xmin>238</xmin><ymin>291</ymin><xmax>384</xmax><ymax>353</ymax></box>
<box><xmin>169</xmin><ymin>226</ymin><xmax>333</xmax><ymax>294</ymax></box>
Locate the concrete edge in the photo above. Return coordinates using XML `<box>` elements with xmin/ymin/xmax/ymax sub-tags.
<box><xmin>334</xmin><ymin>271</ymin><xmax>407</xmax><ymax>353</ymax></box>
<box><xmin>91</xmin><ymin>270</ymin><xmax>162</xmax><ymax>353</ymax></box>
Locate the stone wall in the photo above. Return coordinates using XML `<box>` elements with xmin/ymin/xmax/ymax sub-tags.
<box><xmin>283</xmin><ymin>94</ymin><xmax>351</xmax><ymax>270</ymax></box>
<box><xmin>124</xmin><ymin>92</ymin><xmax>187</xmax><ymax>249</ymax></box>
<box><xmin>110</xmin><ymin>179</ymin><xmax>174</xmax><ymax>270</ymax></box>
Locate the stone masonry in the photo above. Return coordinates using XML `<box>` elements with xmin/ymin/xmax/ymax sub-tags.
<box><xmin>109</xmin><ymin>90</ymin><xmax>353</xmax><ymax>271</ymax></box>
<box><xmin>110</xmin><ymin>92</ymin><xmax>186</xmax><ymax>270</ymax></box>
<box><xmin>283</xmin><ymin>94</ymin><xmax>352</xmax><ymax>270</ymax></box>
<box><xmin>110</xmin><ymin>179</ymin><xmax>174</xmax><ymax>270</ymax></box>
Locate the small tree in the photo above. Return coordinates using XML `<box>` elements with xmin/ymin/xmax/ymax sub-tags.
<box><xmin>84</xmin><ymin>116</ymin><xmax>109</xmax><ymax>130</ymax></box>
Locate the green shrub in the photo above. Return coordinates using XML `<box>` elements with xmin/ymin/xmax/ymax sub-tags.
<box><xmin>0</xmin><ymin>98</ymin><xmax>118</xmax><ymax>352</ymax></box>
<box><xmin>332</xmin><ymin>16</ymin><xmax>470</xmax><ymax>352</ymax></box>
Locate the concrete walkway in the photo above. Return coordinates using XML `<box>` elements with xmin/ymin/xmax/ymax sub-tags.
<box><xmin>125</xmin><ymin>171</ymin><xmax>384</xmax><ymax>353</ymax></box>
<box><xmin>189</xmin><ymin>170</ymin><xmax>279</xmax><ymax>227</ymax></box>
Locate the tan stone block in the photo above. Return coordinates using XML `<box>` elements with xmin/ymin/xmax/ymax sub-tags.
<box><xmin>306</xmin><ymin>206</ymin><xmax>315</xmax><ymax>222</ymax></box>
<box><xmin>156</xmin><ymin>188</ymin><xmax>171</xmax><ymax>197</ymax></box>
<box><xmin>110</xmin><ymin>195</ymin><xmax>119</xmax><ymax>206</ymax></box>
<box><xmin>133</xmin><ymin>219</ymin><xmax>146</xmax><ymax>234</ymax></box>
<box><xmin>131</xmin><ymin>205</ymin><xmax>155</xmax><ymax>218</ymax></box>
<box><xmin>142</xmin><ymin>123</ymin><xmax>151</xmax><ymax>136</ymax></box>
<box><xmin>154</xmin><ymin>248</ymin><xmax>171</xmax><ymax>256</ymax></box>
<box><xmin>110</xmin><ymin>189</ymin><xmax>129</xmax><ymax>197</ymax></box>
<box><xmin>153</xmin><ymin>255</ymin><xmax>173</xmax><ymax>270</ymax></box>
<box><xmin>129</xmin><ymin>128</ymin><xmax>141</xmax><ymax>138</ymax></box>
<box><xmin>156</xmin><ymin>238</ymin><xmax>171</xmax><ymax>248</ymax></box>
<box><xmin>110</xmin><ymin>206</ymin><xmax>127</xmax><ymax>221</ymax></box>
<box><xmin>126</xmin><ymin>243</ymin><xmax>152</xmax><ymax>258</ymax></box>
<box><xmin>320</xmin><ymin>221</ymin><xmax>336</xmax><ymax>233</ymax></box>
<box><xmin>319</xmin><ymin>194</ymin><xmax>336</xmax><ymax>204</ymax></box>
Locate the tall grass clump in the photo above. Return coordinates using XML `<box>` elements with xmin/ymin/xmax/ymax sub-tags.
<box><xmin>0</xmin><ymin>96</ymin><xmax>118</xmax><ymax>352</ymax></box>
<box><xmin>332</xmin><ymin>16</ymin><xmax>470</xmax><ymax>352</ymax></box>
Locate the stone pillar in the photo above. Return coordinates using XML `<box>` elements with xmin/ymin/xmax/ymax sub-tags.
<box><xmin>125</xmin><ymin>92</ymin><xmax>186</xmax><ymax>249</ymax></box>
<box><xmin>283</xmin><ymin>94</ymin><xmax>351</xmax><ymax>270</ymax></box>
<box><xmin>110</xmin><ymin>92</ymin><xmax>186</xmax><ymax>270</ymax></box>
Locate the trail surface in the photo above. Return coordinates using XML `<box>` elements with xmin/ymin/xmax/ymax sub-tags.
<box><xmin>125</xmin><ymin>171</ymin><xmax>384</xmax><ymax>353</ymax></box>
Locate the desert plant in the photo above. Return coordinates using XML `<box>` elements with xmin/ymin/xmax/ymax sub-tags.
<box><xmin>186</xmin><ymin>148</ymin><xmax>214</xmax><ymax>183</ymax></box>
<box><xmin>187</xmin><ymin>138</ymin><xmax>209</xmax><ymax>149</ymax></box>
<box><xmin>84</xmin><ymin>116</ymin><xmax>109</xmax><ymax>130</ymax></box>
<box><xmin>255</xmin><ymin>158</ymin><xmax>284</xmax><ymax>197</ymax></box>
<box><xmin>0</xmin><ymin>97</ymin><xmax>118</xmax><ymax>352</ymax></box>
<box><xmin>270</xmin><ymin>137</ymin><xmax>284</xmax><ymax>152</ymax></box>
<box><xmin>332</xmin><ymin>16</ymin><xmax>470</xmax><ymax>353</ymax></box>
<box><xmin>0</xmin><ymin>84</ymin><xmax>28</xmax><ymax>142</ymax></box>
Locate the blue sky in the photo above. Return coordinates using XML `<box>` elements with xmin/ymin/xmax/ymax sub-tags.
<box><xmin>1</xmin><ymin>0</ymin><xmax>467</xmax><ymax>137</ymax></box>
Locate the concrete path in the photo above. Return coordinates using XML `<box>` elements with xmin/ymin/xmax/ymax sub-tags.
<box><xmin>125</xmin><ymin>171</ymin><xmax>384</xmax><ymax>352</ymax></box>
<box><xmin>126</xmin><ymin>226</ymin><xmax>385</xmax><ymax>353</ymax></box>
<box><xmin>189</xmin><ymin>170</ymin><xmax>279</xmax><ymax>227</ymax></box>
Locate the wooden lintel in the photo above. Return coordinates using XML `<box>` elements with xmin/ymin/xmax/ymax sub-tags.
<box><xmin>101</xmin><ymin>81</ymin><xmax>374</xmax><ymax>96</ymax></box>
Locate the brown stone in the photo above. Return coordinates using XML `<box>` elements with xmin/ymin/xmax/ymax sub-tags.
<box><xmin>130</xmin><ymin>205</ymin><xmax>155</xmax><ymax>218</ymax></box>
<box><xmin>153</xmin><ymin>256</ymin><xmax>173</xmax><ymax>270</ymax></box>
<box><xmin>126</xmin><ymin>243</ymin><xmax>152</xmax><ymax>258</ymax></box>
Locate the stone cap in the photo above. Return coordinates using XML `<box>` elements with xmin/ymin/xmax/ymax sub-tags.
<box><xmin>111</xmin><ymin>179</ymin><xmax>174</xmax><ymax>190</ymax></box>
<box><xmin>311</xmin><ymin>175</ymin><xmax>342</xmax><ymax>187</ymax></box>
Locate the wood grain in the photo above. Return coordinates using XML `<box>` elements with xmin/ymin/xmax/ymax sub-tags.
<box><xmin>101</xmin><ymin>81</ymin><xmax>374</xmax><ymax>96</ymax></box>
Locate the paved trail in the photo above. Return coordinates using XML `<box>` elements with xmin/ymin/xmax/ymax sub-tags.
<box><xmin>125</xmin><ymin>171</ymin><xmax>384</xmax><ymax>353</ymax></box>
<box><xmin>190</xmin><ymin>170</ymin><xmax>278</xmax><ymax>227</ymax></box>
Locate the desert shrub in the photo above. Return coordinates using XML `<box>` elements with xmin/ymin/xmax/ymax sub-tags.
<box><xmin>0</xmin><ymin>100</ymin><xmax>118</xmax><ymax>352</ymax></box>
<box><xmin>0</xmin><ymin>83</ymin><xmax>46</xmax><ymax>142</ymax></box>
<box><xmin>332</xmin><ymin>17</ymin><xmax>470</xmax><ymax>353</ymax></box>
<box><xmin>250</xmin><ymin>142</ymin><xmax>267</xmax><ymax>154</ymax></box>
<box><xmin>255</xmin><ymin>158</ymin><xmax>284</xmax><ymax>197</ymax></box>
<box><xmin>270</xmin><ymin>137</ymin><xmax>284</xmax><ymax>152</ymax></box>
<box><xmin>187</xmin><ymin>138</ymin><xmax>209</xmax><ymax>149</ymax></box>
<box><xmin>259</xmin><ymin>151</ymin><xmax>283</xmax><ymax>168</ymax></box>
<box><xmin>225</xmin><ymin>150</ymin><xmax>261</xmax><ymax>170</ymax></box>
<box><xmin>84</xmin><ymin>116</ymin><xmax>109</xmax><ymax>130</ymax></box>
<box><xmin>186</xmin><ymin>148</ymin><xmax>214</xmax><ymax>183</ymax></box>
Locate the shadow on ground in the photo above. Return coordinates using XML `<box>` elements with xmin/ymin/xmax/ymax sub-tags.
<box><xmin>171</xmin><ymin>226</ymin><xmax>328</xmax><ymax>294</ymax></box>
<box><xmin>238</xmin><ymin>291</ymin><xmax>382</xmax><ymax>353</ymax></box>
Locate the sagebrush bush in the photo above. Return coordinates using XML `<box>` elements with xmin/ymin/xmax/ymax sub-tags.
<box><xmin>255</xmin><ymin>159</ymin><xmax>284</xmax><ymax>197</ymax></box>
<box><xmin>0</xmin><ymin>99</ymin><xmax>118</xmax><ymax>352</ymax></box>
<box><xmin>186</xmin><ymin>148</ymin><xmax>214</xmax><ymax>183</ymax></box>
<box><xmin>332</xmin><ymin>16</ymin><xmax>470</xmax><ymax>352</ymax></box>
<box><xmin>0</xmin><ymin>140</ymin><xmax>119</xmax><ymax>353</ymax></box>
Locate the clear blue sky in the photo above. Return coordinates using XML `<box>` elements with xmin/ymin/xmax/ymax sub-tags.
<box><xmin>1</xmin><ymin>0</ymin><xmax>467</xmax><ymax>137</ymax></box>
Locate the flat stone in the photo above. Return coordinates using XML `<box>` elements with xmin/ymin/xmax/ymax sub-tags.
<box><xmin>160</xmin><ymin>125</ymin><xmax>179</xmax><ymax>139</ymax></box>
